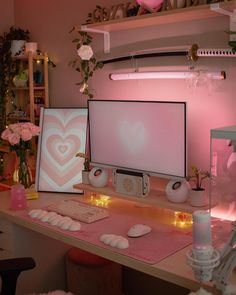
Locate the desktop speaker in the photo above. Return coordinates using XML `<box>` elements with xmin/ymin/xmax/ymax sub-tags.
<box><xmin>88</xmin><ymin>167</ymin><xmax>109</xmax><ymax>188</ymax></box>
<box><xmin>112</xmin><ymin>169</ymin><xmax>150</xmax><ymax>198</ymax></box>
<box><xmin>165</xmin><ymin>179</ymin><xmax>190</xmax><ymax>203</ymax></box>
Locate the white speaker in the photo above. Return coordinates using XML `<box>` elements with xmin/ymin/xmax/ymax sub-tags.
<box><xmin>165</xmin><ymin>179</ymin><xmax>190</xmax><ymax>203</ymax></box>
<box><xmin>88</xmin><ymin>167</ymin><xmax>109</xmax><ymax>188</ymax></box>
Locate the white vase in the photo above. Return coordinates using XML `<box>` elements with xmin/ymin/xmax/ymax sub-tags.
<box><xmin>190</xmin><ymin>189</ymin><xmax>208</xmax><ymax>207</ymax></box>
<box><xmin>11</xmin><ymin>40</ymin><xmax>25</xmax><ymax>56</ymax></box>
<box><xmin>82</xmin><ymin>170</ymin><xmax>90</xmax><ymax>184</ymax></box>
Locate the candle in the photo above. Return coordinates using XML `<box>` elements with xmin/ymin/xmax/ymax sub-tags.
<box><xmin>192</xmin><ymin>210</ymin><xmax>212</xmax><ymax>250</ymax></box>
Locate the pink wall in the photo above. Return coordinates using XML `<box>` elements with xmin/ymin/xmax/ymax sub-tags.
<box><xmin>0</xmin><ymin>0</ymin><xmax>14</xmax><ymax>34</ymax></box>
<box><xmin>11</xmin><ymin>1</ymin><xmax>236</xmax><ymax>173</ymax></box>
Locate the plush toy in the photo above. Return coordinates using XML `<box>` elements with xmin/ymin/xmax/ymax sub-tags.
<box><xmin>13</xmin><ymin>69</ymin><xmax>28</xmax><ymax>87</ymax></box>
<box><xmin>29</xmin><ymin>291</ymin><xmax>74</xmax><ymax>295</ymax></box>
<box><xmin>136</xmin><ymin>0</ymin><xmax>163</xmax><ymax>13</ymax></box>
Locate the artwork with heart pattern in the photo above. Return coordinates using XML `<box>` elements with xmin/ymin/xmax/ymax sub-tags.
<box><xmin>36</xmin><ymin>108</ymin><xmax>88</xmax><ymax>192</ymax></box>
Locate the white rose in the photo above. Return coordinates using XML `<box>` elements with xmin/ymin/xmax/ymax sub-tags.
<box><xmin>77</xmin><ymin>45</ymin><xmax>93</xmax><ymax>60</ymax></box>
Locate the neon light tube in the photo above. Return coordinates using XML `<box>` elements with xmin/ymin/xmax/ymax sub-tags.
<box><xmin>109</xmin><ymin>71</ymin><xmax>226</xmax><ymax>81</ymax></box>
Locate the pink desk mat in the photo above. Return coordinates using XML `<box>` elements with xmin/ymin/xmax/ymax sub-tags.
<box><xmin>21</xmin><ymin>208</ymin><xmax>233</xmax><ymax>265</ymax></box>
<box><xmin>21</xmin><ymin>208</ymin><xmax>193</xmax><ymax>265</ymax></box>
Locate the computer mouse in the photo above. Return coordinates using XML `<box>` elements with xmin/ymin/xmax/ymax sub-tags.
<box><xmin>127</xmin><ymin>224</ymin><xmax>152</xmax><ymax>238</ymax></box>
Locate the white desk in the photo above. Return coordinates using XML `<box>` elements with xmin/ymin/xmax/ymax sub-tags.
<box><xmin>0</xmin><ymin>190</ymin><xmax>223</xmax><ymax>294</ymax></box>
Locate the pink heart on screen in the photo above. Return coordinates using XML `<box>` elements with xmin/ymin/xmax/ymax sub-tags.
<box><xmin>119</xmin><ymin>121</ymin><xmax>146</xmax><ymax>153</ymax></box>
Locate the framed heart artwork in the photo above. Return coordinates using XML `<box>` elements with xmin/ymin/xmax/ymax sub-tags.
<box><xmin>35</xmin><ymin>108</ymin><xmax>88</xmax><ymax>193</ymax></box>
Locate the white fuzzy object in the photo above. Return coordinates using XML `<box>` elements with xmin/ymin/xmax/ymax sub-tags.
<box><xmin>100</xmin><ymin>234</ymin><xmax>129</xmax><ymax>249</ymax></box>
<box><xmin>29</xmin><ymin>290</ymin><xmax>74</xmax><ymax>295</ymax></box>
<box><xmin>189</xmin><ymin>287</ymin><xmax>213</xmax><ymax>295</ymax></box>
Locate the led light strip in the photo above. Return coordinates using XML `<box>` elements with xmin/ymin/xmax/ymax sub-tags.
<box><xmin>109</xmin><ymin>71</ymin><xmax>226</xmax><ymax>81</ymax></box>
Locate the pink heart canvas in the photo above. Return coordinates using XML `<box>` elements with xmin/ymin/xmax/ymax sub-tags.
<box><xmin>36</xmin><ymin>108</ymin><xmax>88</xmax><ymax>193</ymax></box>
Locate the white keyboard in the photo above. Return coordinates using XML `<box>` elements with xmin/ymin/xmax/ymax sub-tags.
<box><xmin>47</xmin><ymin>199</ymin><xmax>109</xmax><ymax>223</ymax></box>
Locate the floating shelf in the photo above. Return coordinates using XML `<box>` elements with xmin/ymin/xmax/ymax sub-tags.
<box><xmin>80</xmin><ymin>1</ymin><xmax>236</xmax><ymax>53</ymax></box>
<box><xmin>14</xmin><ymin>54</ymin><xmax>47</xmax><ymax>61</ymax></box>
<box><xmin>82</xmin><ymin>1</ymin><xmax>236</xmax><ymax>32</ymax></box>
<box><xmin>73</xmin><ymin>183</ymin><xmax>211</xmax><ymax>213</ymax></box>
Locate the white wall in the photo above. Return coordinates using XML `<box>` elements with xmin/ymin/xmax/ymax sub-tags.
<box><xmin>12</xmin><ymin>1</ymin><xmax>236</xmax><ymax>173</ymax></box>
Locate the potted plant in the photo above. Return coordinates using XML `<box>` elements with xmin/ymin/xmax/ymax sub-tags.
<box><xmin>0</xmin><ymin>27</ymin><xmax>30</xmax><ymax>135</ymax></box>
<box><xmin>7</xmin><ymin>26</ymin><xmax>30</xmax><ymax>56</ymax></box>
<box><xmin>187</xmin><ymin>165</ymin><xmax>210</xmax><ymax>207</ymax></box>
<box><xmin>13</xmin><ymin>69</ymin><xmax>28</xmax><ymax>87</ymax></box>
<box><xmin>76</xmin><ymin>152</ymin><xmax>90</xmax><ymax>184</ymax></box>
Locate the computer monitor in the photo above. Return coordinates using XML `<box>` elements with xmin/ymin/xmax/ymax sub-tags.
<box><xmin>88</xmin><ymin>99</ymin><xmax>187</xmax><ymax>179</ymax></box>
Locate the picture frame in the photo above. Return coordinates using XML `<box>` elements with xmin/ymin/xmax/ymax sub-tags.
<box><xmin>35</xmin><ymin>107</ymin><xmax>88</xmax><ymax>193</ymax></box>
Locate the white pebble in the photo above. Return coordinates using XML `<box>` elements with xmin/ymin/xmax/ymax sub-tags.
<box><xmin>57</xmin><ymin>217</ymin><xmax>72</xmax><ymax>227</ymax></box>
<box><xmin>36</xmin><ymin>210</ymin><xmax>48</xmax><ymax>219</ymax></box>
<box><xmin>100</xmin><ymin>234</ymin><xmax>129</xmax><ymax>249</ymax></box>
<box><xmin>117</xmin><ymin>238</ymin><xmax>129</xmax><ymax>249</ymax></box>
<box><xmin>28</xmin><ymin>209</ymin><xmax>41</xmax><ymax>218</ymax></box>
<box><xmin>68</xmin><ymin>221</ymin><xmax>81</xmax><ymax>231</ymax></box>
<box><xmin>50</xmin><ymin>216</ymin><xmax>63</xmax><ymax>226</ymax></box>
<box><xmin>60</xmin><ymin>220</ymin><xmax>73</xmax><ymax>230</ymax></box>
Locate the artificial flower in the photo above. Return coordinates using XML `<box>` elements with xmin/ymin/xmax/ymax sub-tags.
<box><xmin>77</xmin><ymin>45</ymin><xmax>93</xmax><ymax>60</ymax></box>
<box><xmin>69</xmin><ymin>29</ymin><xmax>103</xmax><ymax>98</ymax></box>
<box><xmin>1</xmin><ymin>122</ymin><xmax>40</xmax><ymax>156</ymax></box>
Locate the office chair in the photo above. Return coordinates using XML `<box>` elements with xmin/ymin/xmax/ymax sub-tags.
<box><xmin>0</xmin><ymin>257</ymin><xmax>35</xmax><ymax>295</ymax></box>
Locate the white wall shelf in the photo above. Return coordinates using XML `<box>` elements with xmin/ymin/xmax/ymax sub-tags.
<box><xmin>79</xmin><ymin>1</ymin><xmax>236</xmax><ymax>53</ymax></box>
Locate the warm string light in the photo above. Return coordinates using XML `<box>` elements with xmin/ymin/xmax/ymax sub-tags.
<box><xmin>89</xmin><ymin>193</ymin><xmax>111</xmax><ymax>208</ymax></box>
<box><xmin>174</xmin><ymin>211</ymin><xmax>192</xmax><ymax>228</ymax></box>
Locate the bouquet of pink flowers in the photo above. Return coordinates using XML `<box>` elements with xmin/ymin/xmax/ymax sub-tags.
<box><xmin>1</xmin><ymin>122</ymin><xmax>40</xmax><ymax>156</ymax></box>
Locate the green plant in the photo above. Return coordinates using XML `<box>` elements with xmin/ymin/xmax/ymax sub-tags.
<box><xmin>14</xmin><ymin>69</ymin><xmax>28</xmax><ymax>81</ymax></box>
<box><xmin>225</xmin><ymin>30</ymin><xmax>236</xmax><ymax>52</ymax></box>
<box><xmin>69</xmin><ymin>28</ymin><xmax>103</xmax><ymax>98</ymax></box>
<box><xmin>76</xmin><ymin>152</ymin><xmax>90</xmax><ymax>171</ymax></box>
<box><xmin>4</xmin><ymin>26</ymin><xmax>30</xmax><ymax>41</ymax></box>
<box><xmin>186</xmin><ymin>165</ymin><xmax>210</xmax><ymax>191</ymax></box>
<box><xmin>0</xmin><ymin>27</ymin><xmax>30</xmax><ymax>135</ymax></box>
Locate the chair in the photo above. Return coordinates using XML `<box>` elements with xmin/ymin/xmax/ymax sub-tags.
<box><xmin>0</xmin><ymin>257</ymin><xmax>36</xmax><ymax>295</ymax></box>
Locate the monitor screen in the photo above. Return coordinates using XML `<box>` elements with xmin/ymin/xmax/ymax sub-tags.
<box><xmin>88</xmin><ymin>100</ymin><xmax>187</xmax><ymax>179</ymax></box>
